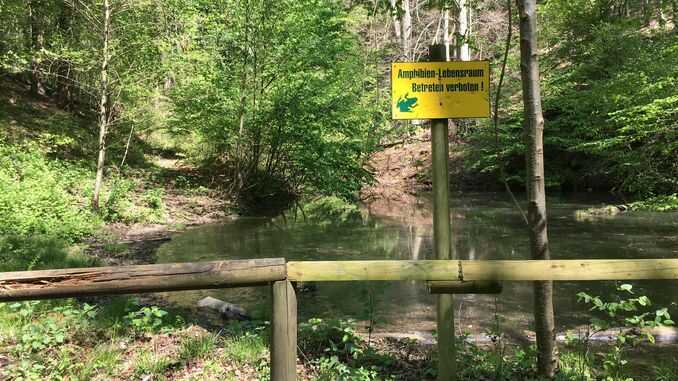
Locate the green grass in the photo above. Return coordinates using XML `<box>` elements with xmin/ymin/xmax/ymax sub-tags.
<box><xmin>222</xmin><ymin>331</ymin><xmax>268</xmax><ymax>365</ymax></box>
<box><xmin>80</xmin><ymin>344</ymin><xmax>123</xmax><ymax>379</ymax></box>
<box><xmin>179</xmin><ymin>333</ymin><xmax>219</xmax><ymax>362</ymax></box>
<box><xmin>134</xmin><ymin>351</ymin><xmax>174</xmax><ymax>380</ymax></box>
<box><xmin>0</xmin><ymin>235</ymin><xmax>99</xmax><ymax>272</ymax></box>
<box><xmin>1</xmin><ymin>299</ymin><xmax>676</xmax><ymax>380</ymax></box>
<box><xmin>654</xmin><ymin>361</ymin><xmax>678</xmax><ymax>381</ymax></box>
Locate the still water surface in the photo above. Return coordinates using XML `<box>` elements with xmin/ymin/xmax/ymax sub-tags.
<box><xmin>156</xmin><ymin>193</ymin><xmax>678</xmax><ymax>337</ymax></box>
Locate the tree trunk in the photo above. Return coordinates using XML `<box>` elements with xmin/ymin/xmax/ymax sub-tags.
<box><xmin>516</xmin><ymin>0</ymin><xmax>557</xmax><ymax>377</ymax></box>
<box><xmin>92</xmin><ymin>0</ymin><xmax>112</xmax><ymax>210</ymax></box>
<box><xmin>389</xmin><ymin>0</ymin><xmax>401</xmax><ymax>40</ymax></box>
<box><xmin>401</xmin><ymin>0</ymin><xmax>412</xmax><ymax>59</ymax></box>
<box><xmin>455</xmin><ymin>0</ymin><xmax>470</xmax><ymax>61</ymax></box>
<box><xmin>232</xmin><ymin>2</ymin><xmax>250</xmax><ymax>194</ymax></box>
<box><xmin>56</xmin><ymin>3</ymin><xmax>73</xmax><ymax>110</ymax></box>
<box><xmin>28</xmin><ymin>0</ymin><xmax>45</xmax><ymax>96</ymax></box>
<box><xmin>642</xmin><ymin>0</ymin><xmax>652</xmax><ymax>24</ymax></box>
<box><xmin>443</xmin><ymin>10</ymin><xmax>451</xmax><ymax>60</ymax></box>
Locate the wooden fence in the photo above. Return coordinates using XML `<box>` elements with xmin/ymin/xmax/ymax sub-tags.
<box><xmin>2</xmin><ymin>258</ymin><xmax>678</xmax><ymax>381</ymax></box>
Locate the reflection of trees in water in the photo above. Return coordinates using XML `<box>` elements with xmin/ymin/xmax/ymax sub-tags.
<box><xmin>156</xmin><ymin>194</ymin><xmax>678</xmax><ymax>335</ymax></box>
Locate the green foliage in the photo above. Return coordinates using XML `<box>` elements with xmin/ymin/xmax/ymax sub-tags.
<box><xmin>124</xmin><ymin>305</ymin><xmax>173</xmax><ymax>335</ymax></box>
<box><xmin>0</xmin><ymin>300</ymin><xmax>99</xmax><ymax>380</ymax></box>
<box><xmin>170</xmin><ymin>0</ymin><xmax>383</xmax><ymax>200</ymax></box>
<box><xmin>101</xmin><ymin>178</ymin><xmax>167</xmax><ymax>223</ymax></box>
<box><xmin>299</xmin><ymin>318</ymin><xmax>364</xmax><ymax>362</ymax></box>
<box><xmin>654</xmin><ymin>361</ymin><xmax>678</xmax><ymax>381</ymax></box>
<box><xmin>629</xmin><ymin>193</ymin><xmax>678</xmax><ymax>212</ymax></box>
<box><xmin>457</xmin><ymin>339</ymin><xmax>535</xmax><ymax>381</ymax></box>
<box><xmin>9</xmin><ymin>302</ymin><xmax>97</xmax><ymax>353</ymax></box>
<box><xmin>467</xmin><ymin>3</ymin><xmax>677</xmax><ymax>197</ymax></box>
<box><xmin>298</xmin><ymin>318</ymin><xmax>396</xmax><ymax>380</ymax></box>
<box><xmin>315</xmin><ymin>356</ymin><xmax>387</xmax><ymax>381</ymax></box>
<box><xmin>0</xmin><ymin>141</ymin><xmax>98</xmax><ymax>240</ymax></box>
<box><xmin>144</xmin><ymin>187</ymin><xmax>165</xmax><ymax>211</ymax></box>
<box><xmin>102</xmin><ymin>177</ymin><xmax>137</xmax><ymax>222</ymax></box>
<box><xmin>569</xmin><ymin>283</ymin><xmax>676</xmax><ymax>380</ymax></box>
<box><xmin>0</xmin><ymin>235</ymin><xmax>98</xmax><ymax>272</ymax></box>
<box><xmin>577</xmin><ymin>284</ymin><xmax>675</xmax><ymax>336</ymax></box>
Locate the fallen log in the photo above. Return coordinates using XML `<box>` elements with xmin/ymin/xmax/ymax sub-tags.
<box><xmin>0</xmin><ymin>258</ymin><xmax>286</xmax><ymax>301</ymax></box>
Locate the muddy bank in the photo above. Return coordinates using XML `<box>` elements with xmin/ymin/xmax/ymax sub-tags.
<box><xmin>85</xmin><ymin>185</ymin><xmax>234</xmax><ymax>266</ymax></box>
<box><xmin>361</xmin><ymin>131</ymin><xmax>497</xmax><ymax>204</ymax></box>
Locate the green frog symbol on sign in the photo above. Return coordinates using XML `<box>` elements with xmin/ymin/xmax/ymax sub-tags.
<box><xmin>396</xmin><ymin>93</ymin><xmax>418</xmax><ymax>113</ymax></box>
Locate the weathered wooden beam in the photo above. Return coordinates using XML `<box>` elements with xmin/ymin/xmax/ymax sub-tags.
<box><xmin>0</xmin><ymin>259</ymin><xmax>287</xmax><ymax>301</ymax></box>
<box><xmin>428</xmin><ymin>281</ymin><xmax>502</xmax><ymax>294</ymax></box>
<box><xmin>460</xmin><ymin>259</ymin><xmax>678</xmax><ymax>281</ymax></box>
<box><xmin>271</xmin><ymin>280</ymin><xmax>297</xmax><ymax>381</ymax></box>
<box><xmin>287</xmin><ymin>260</ymin><xmax>459</xmax><ymax>281</ymax></box>
<box><xmin>287</xmin><ymin>259</ymin><xmax>678</xmax><ymax>281</ymax></box>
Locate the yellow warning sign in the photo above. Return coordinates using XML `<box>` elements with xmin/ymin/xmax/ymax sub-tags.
<box><xmin>391</xmin><ymin>61</ymin><xmax>490</xmax><ymax>120</ymax></box>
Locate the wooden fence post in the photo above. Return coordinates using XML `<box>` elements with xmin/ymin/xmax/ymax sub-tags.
<box><xmin>271</xmin><ymin>280</ymin><xmax>297</xmax><ymax>381</ymax></box>
<box><xmin>430</xmin><ymin>43</ymin><xmax>456</xmax><ymax>381</ymax></box>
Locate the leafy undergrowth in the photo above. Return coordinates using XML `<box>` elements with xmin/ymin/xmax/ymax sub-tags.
<box><xmin>0</xmin><ymin>77</ymin><xmax>230</xmax><ymax>272</ymax></box>
<box><xmin>629</xmin><ymin>194</ymin><xmax>678</xmax><ymax>212</ymax></box>
<box><xmin>1</xmin><ymin>298</ymin><xmax>677</xmax><ymax>381</ymax></box>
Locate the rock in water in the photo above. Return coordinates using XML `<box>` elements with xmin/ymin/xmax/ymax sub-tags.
<box><xmin>292</xmin><ymin>281</ymin><xmax>318</xmax><ymax>293</ymax></box>
<box><xmin>197</xmin><ymin>296</ymin><xmax>250</xmax><ymax>320</ymax></box>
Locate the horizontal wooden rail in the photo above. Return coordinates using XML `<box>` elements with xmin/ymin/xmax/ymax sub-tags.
<box><xmin>428</xmin><ymin>281</ymin><xmax>502</xmax><ymax>294</ymax></box>
<box><xmin>0</xmin><ymin>259</ymin><xmax>286</xmax><ymax>301</ymax></box>
<box><xmin>287</xmin><ymin>259</ymin><xmax>678</xmax><ymax>281</ymax></box>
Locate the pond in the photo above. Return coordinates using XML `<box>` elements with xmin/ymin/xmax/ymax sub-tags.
<box><xmin>155</xmin><ymin>193</ymin><xmax>678</xmax><ymax>341</ymax></box>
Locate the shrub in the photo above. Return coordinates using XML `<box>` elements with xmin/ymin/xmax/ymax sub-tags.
<box><xmin>0</xmin><ymin>235</ymin><xmax>98</xmax><ymax>272</ymax></box>
<box><xmin>629</xmin><ymin>193</ymin><xmax>678</xmax><ymax>212</ymax></box>
<box><xmin>0</xmin><ymin>142</ymin><xmax>98</xmax><ymax>240</ymax></box>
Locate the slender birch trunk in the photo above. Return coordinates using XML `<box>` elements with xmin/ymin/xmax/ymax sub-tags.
<box><xmin>455</xmin><ymin>0</ymin><xmax>470</xmax><ymax>61</ymax></box>
<box><xmin>92</xmin><ymin>0</ymin><xmax>112</xmax><ymax>210</ymax></box>
<box><xmin>233</xmin><ymin>2</ymin><xmax>249</xmax><ymax>194</ymax></box>
<box><xmin>443</xmin><ymin>9</ymin><xmax>450</xmax><ymax>60</ymax></box>
<box><xmin>401</xmin><ymin>0</ymin><xmax>412</xmax><ymax>59</ymax></box>
<box><xmin>389</xmin><ymin>0</ymin><xmax>401</xmax><ymax>40</ymax></box>
<box><xmin>516</xmin><ymin>0</ymin><xmax>558</xmax><ymax>377</ymax></box>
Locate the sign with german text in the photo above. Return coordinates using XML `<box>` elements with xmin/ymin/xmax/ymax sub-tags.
<box><xmin>391</xmin><ymin>61</ymin><xmax>490</xmax><ymax>120</ymax></box>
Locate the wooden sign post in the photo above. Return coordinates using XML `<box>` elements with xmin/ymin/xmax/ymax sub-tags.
<box><xmin>391</xmin><ymin>45</ymin><xmax>491</xmax><ymax>381</ymax></box>
<box><xmin>430</xmin><ymin>43</ymin><xmax>455</xmax><ymax>381</ymax></box>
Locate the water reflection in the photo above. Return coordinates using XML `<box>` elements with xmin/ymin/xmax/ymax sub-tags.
<box><xmin>156</xmin><ymin>193</ymin><xmax>678</xmax><ymax>337</ymax></box>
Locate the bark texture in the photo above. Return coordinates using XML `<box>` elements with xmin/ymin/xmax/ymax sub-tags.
<box><xmin>516</xmin><ymin>0</ymin><xmax>558</xmax><ymax>377</ymax></box>
<box><xmin>271</xmin><ymin>280</ymin><xmax>297</xmax><ymax>381</ymax></box>
<box><xmin>401</xmin><ymin>0</ymin><xmax>412</xmax><ymax>59</ymax></box>
<box><xmin>29</xmin><ymin>0</ymin><xmax>45</xmax><ymax>96</ymax></box>
<box><xmin>92</xmin><ymin>0</ymin><xmax>112</xmax><ymax>210</ymax></box>
<box><xmin>389</xmin><ymin>0</ymin><xmax>402</xmax><ymax>39</ymax></box>
<box><xmin>0</xmin><ymin>259</ymin><xmax>287</xmax><ymax>301</ymax></box>
<box><xmin>455</xmin><ymin>0</ymin><xmax>471</xmax><ymax>60</ymax></box>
